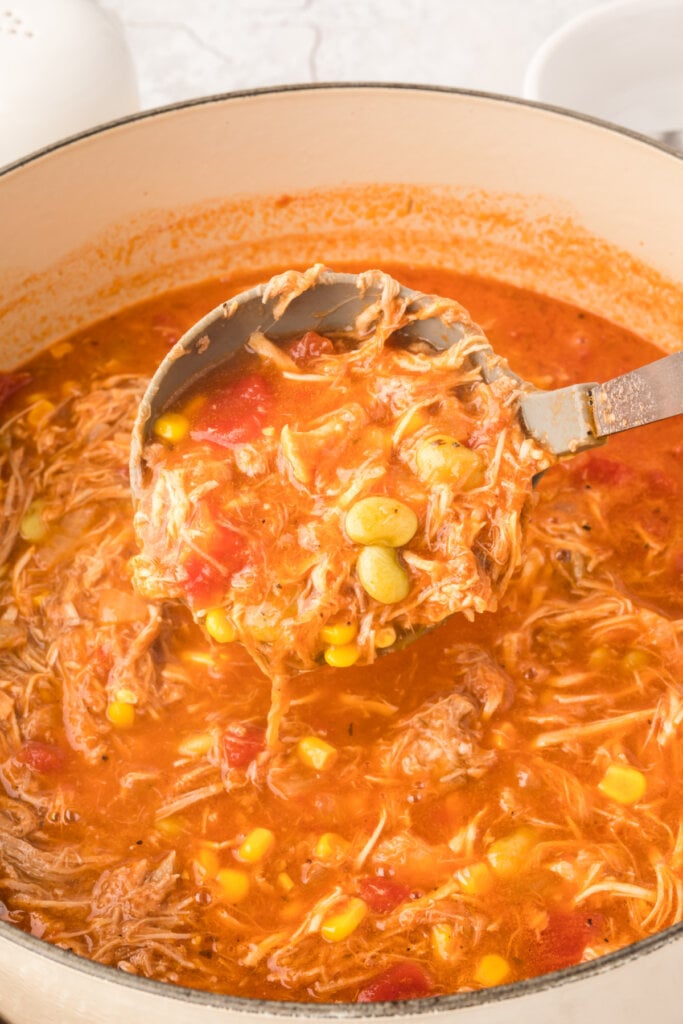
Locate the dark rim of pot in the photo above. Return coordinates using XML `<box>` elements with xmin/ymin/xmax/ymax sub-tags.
<box><xmin>0</xmin><ymin>83</ymin><xmax>681</xmax><ymax>1017</ymax></box>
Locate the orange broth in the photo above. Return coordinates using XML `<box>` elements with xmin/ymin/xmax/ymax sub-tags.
<box><xmin>1</xmin><ymin>264</ymin><xmax>682</xmax><ymax>1003</ymax></box>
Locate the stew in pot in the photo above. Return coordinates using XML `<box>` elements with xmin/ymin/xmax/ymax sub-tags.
<box><xmin>1</xmin><ymin>264</ymin><xmax>682</xmax><ymax>1003</ymax></box>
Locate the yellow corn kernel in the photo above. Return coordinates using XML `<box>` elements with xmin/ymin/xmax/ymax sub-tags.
<box><xmin>324</xmin><ymin>642</ymin><xmax>361</xmax><ymax>668</ymax></box>
<box><xmin>416</xmin><ymin>434</ymin><xmax>484</xmax><ymax>488</ymax></box>
<box><xmin>19</xmin><ymin>501</ymin><xmax>48</xmax><ymax>543</ymax></box>
<box><xmin>205</xmin><ymin>607</ymin><xmax>236</xmax><ymax>644</ymax></box>
<box><xmin>152</xmin><ymin>412</ymin><xmax>190</xmax><ymax>444</ymax></box>
<box><xmin>486</xmin><ymin>826</ymin><xmax>537</xmax><ymax>880</ymax></box>
<box><xmin>474</xmin><ymin>953</ymin><xmax>511</xmax><ymax>987</ymax></box>
<box><xmin>277</xmin><ymin>871</ymin><xmax>295</xmax><ymax>894</ymax></box>
<box><xmin>356</xmin><ymin>545</ymin><xmax>410</xmax><ymax>604</ymax></box>
<box><xmin>321</xmin><ymin>619</ymin><xmax>358</xmax><ymax>646</ymax></box>
<box><xmin>589</xmin><ymin>645</ymin><xmax>614</xmax><ymax>670</ymax></box>
<box><xmin>431</xmin><ymin>922</ymin><xmax>456</xmax><ymax>961</ymax></box>
<box><xmin>195</xmin><ymin>846</ymin><xmax>220</xmax><ymax>878</ymax></box>
<box><xmin>216</xmin><ymin>867</ymin><xmax>250</xmax><ymax>903</ymax></box>
<box><xmin>314</xmin><ymin>832</ymin><xmax>350</xmax><ymax>860</ymax></box>
<box><xmin>156</xmin><ymin>815</ymin><xmax>184</xmax><ymax>837</ymax></box>
<box><xmin>456</xmin><ymin>860</ymin><xmax>495</xmax><ymax>896</ymax></box>
<box><xmin>106</xmin><ymin>701</ymin><xmax>136</xmax><ymax>728</ymax></box>
<box><xmin>320</xmin><ymin>897</ymin><xmax>367</xmax><ymax>942</ymax></box>
<box><xmin>49</xmin><ymin>341</ymin><xmax>73</xmax><ymax>359</ymax></box>
<box><xmin>490</xmin><ymin>722</ymin><xmax>517</xmax><ymax>750</ymax></box>
<box><xmin>238</xmin><ymin>827</ymin><xmax>275</xmax><ymax>864</ymax></box>
<box><xmin>598</xmin><ymin>763</ymin><xmax>646</xmax><ymax>805</ymax></box>
<box><xmin>375</xmin><ymin>626</ymin><xmax>397</xmax><ymax>649</ymax></box>
<box><xmin>27</xmin><ymin>399</ymin><xmax>55</xmax><ymax>427</ymax></box>
<box><xmin>177</xmin><ymin>732</ymin><xmax>214</xmax><ymax>758</ymax></box>
<box><xmin>345</xmin><ymin>496</ymin><xmax>418</xmax><ymax>548</ymax></box>
<box><xmin>296</xmin><ymin>736</ymin><xmax>338</xmax><ymax>771</ymax></box>
<box><xmin>621</xmin><ymin>648</ymin><xmax>650</xmax><ymax>673</ymax></box>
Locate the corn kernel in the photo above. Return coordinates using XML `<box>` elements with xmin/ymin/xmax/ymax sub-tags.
<box><xmin>324</xmin><ymin>642</ymin><xmax>361</xmax><ymax>668</ymax></box>
<box><xmin>216</xmin><ymin>867</ymin><xmax>250</xmax><ymax>903</ymax></box>
<box><xmin>277</xmin><ymin>872</ymin><xmax>295</xmax><ymax>893</ymax></box>
<box><xmin>27</xmin><ymin>399</ymin><xmax>55</xmax><ymax>427</ymax></box>
<box><xmin>152</xmin><ymin>412</ymin><xmax>190</xmax><ymax>444</ymax></box>
<box><xmin>598</xmin><ymin>763</ymin><xmax>646</xmax><ymax>805</ymax></box>
<box><xmin>474</xmin><ymin>953</ymin><xmax>511</xmax><ymax>987</ymax></box>
<box><xmin>178</xmin><ymin>732</ymin><xmax>214</xmax><ymax>758</ymax></box>
<box><xmin>314</xmin><ymin>832</ymin><xmax>350</xmax><ymax>860</ymax></box>
<box><xmin>490</xmin><ymin>722</ymin><xmax>517</xmax><ymax>750</ymax></box>
<box><xmin>155</xmin><ymin>815</ymin><xmax>184</xmax><ymax>836</ymax></box>
<box><xmin>456</xmin><ymin>860</ymin><xmax>495</xmax><ymax>896</ymax></box>
<box><xmin>296</xmin><ymin>736</ymin><xmax>338</xmax><ymax>771</ymax></box>
<box><xmin>205</xmin><ymin>607</ymin><xmax>236</xmax><ymax>644</ymax></box>
<box><xmin>320</xmin><ymin>897</ymin><xmax>367</xmax><ymax>942</ymax></box>
<box><xmin>238</xmin><ymin>827</ymin><xmax>275</xmax><ymax>863</ymax></box>
<box><xmin>589</xmin><ymin>645</ymin><xmax>614</xmax><ymax>670</ymax></box>
<box><xmin>431</xmin><ymin>922</ymin><xmax>455</xmax><ymax>961</ymax></box>
<box><xmin>621</xmin><ymin>649</ymin><xmax>650</xmax><ymax>673</ymax></box>
<box><xmin>49</xmin><ymin>341</ymin><xmax>73</xmax><ymax>359</ymax></box>
<box><xmin>195</xmin><ymin>846</ymin><xmax>220</xmax><ymax>878</ymax></box>
<box><xmin>20</xmin><ymin>501</ymin><xmax>48</xmax><ymax>543</ymax></box>
<box><xmin>375</xmin><ymin>626</ymin><xmax>397</xmax><ymax>649</ymax></box>
<box><xmin>321</xmin><ymin>619</ymin><xmax>358</xmax><ymax>646</ymax></box>
<box><xmin>106</xmin><ymin>701</ymin><xmax>136</xmax><ymax>728</ymax></box>
<box><xmin>486</xmin><ymin>826</ymin><xmax>537</xmax><ymax>880</ymax></box>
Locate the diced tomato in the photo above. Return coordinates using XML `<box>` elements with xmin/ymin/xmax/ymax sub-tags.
<box><xmin>190</xmin><ymin>373</ymin><xmax>273</xmax><ymax>447</ymax></box>
<box><xmin>287</xmin><ymin>331</ymin><xmax>334</xmax><ymax>364</ymax></box>
<box><xmin>357</xmin><ymin>962</ymin><xmax>433</xmax><ymax>1003</ymax></box>
<box><xmin>17</xmin><ymin>741</ymin><xmax>67</xmax><ymax>775</ymax></box>
<box><xmin>183</xmin><ymin>523</ymin><xmax>249</xmax><ymax>606</ymax></box>
<box><xmin>528</xmin><ymin>911</ymin><xmax>603</xmax><ymax>975</ymax></box>
<box><xmin>0</xmin><ymin>372</ymin><xmax>31</xmax><ymax>410</ymax></box>
<box><xmin>358</xmin><ymin>876</ymin><xmax>411</xmax><ymax>913</ymax></box>
<box><xmin>573</xmin><ymin>455</ymin><xmax>633</xmax><ymax>486</ymax></box>
<box><xmin>222</xmin><ymin>723</ymin><xmax>265</xmax><ymax>768</ymax></box>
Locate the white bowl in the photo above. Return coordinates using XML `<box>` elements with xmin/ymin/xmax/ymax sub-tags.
<box><xmin>523</xmin><ymin>0</ymin><xmax>683</xmax><ymax>140</ymax></box>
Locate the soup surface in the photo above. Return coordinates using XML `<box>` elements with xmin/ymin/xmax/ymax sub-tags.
<box><xmin>1</xmin><ymin>265</ymin><xmax>682</xmax><ymax>1003</ymax></box>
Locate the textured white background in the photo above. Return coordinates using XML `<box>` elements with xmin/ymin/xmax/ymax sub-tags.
<box><xmin>101</xmin><ymin>0</ymin><xmax>605</xmax><ymax>110</ymax></box>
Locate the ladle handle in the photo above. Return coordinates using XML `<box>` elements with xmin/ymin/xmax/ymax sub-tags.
<box><xmin>590</xmin><ymin>349</ymin><xmax>683</xmax><ymax>437</ymax></box>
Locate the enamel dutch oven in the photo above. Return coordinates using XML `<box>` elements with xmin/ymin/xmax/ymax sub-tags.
<box><xmin>1</xmin><ymin>84</ymin><xmax>682</xmax><ymax>1024</ymax></box>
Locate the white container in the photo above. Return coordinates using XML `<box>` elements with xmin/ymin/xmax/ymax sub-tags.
<box><xmin>523</xmin><ymin>0</ymin><xmax>683</xmax><ymax>139</ymax></box>
<box><xmin>0</xmin><ymin>0</ymin><xmax>138</xmax><ymax>166</ymax></box>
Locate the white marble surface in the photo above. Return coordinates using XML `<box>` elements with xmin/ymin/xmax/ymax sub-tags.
<box><xmin>100</xmin><ymin>0</ymin><xmax>606</xmax><ymax>111</ymax></box>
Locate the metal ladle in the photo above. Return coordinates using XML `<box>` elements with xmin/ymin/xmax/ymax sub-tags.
<box><xmin>130</xmin><ymin>269</ymin><xmax>683</xmax><ymax>494</ymax></box>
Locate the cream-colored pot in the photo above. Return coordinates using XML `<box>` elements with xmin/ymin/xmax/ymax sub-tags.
<box><xmin>1</xmin><ymin>85</ymin><xmax>682</xmax><ymax>1024</ymax></box>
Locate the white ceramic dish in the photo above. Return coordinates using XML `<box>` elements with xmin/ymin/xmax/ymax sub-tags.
<box><xmin>523</xmin><ymin>0</ymin><xmax>683</xmax><ymax>138</ymax></box>
<box><xmin>1</xmin><ymin>84</ymin><xmax>683</xmax><ymax>1024</ymax></box>
<box><xmin>0</xmin><ymin>0</ymin><xmax>138</xmax><ymax>165</ymax></box>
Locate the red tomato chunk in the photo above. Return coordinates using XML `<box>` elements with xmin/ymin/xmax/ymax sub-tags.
<box><xmin>358</xmin><ymin>876</ymin><xmax>411</xmax><ymax>913</ymax></box>
<box><xmin>222</xmin><ymin>723</ymin><xmax>266</xmax><ymax>768</ymax></box>
<box><xmin>17</xmin><ymin>741</ymin><xmax>67</xmax><ymax>775</ymax></box>
<box><xmin>183</xmin><ymin>524</ymin><xmax>249</xmax><ymax>606</ymax></box>
<box><xmin>287</xmin><ymin>331</ymin><xmax>334</xmax><ymax>364</ymax></box>
<box><xmin>190</xmin><ymin>373</ymin><xmax>273</xmax><ymax>447</ymax></box>
<box><xmin>528</xmin><ymin>911</ymin><xmax>602</xmax><ymax>975</ymax></box>
<box><xmin>357</xmin><ymin>962</ymin><xmax>434</xmax><ymax>1003</ymax></box>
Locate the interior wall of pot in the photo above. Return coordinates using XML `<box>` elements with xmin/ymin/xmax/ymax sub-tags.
<box><xmin>1</xmin><ymin>89</ymin><xmax>682</xmax><ymax>369</ymax></box>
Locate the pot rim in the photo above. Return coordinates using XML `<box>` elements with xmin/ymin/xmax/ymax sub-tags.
<box><xmin>1</xmin><ymin>81</ymin><xmax>682</xmax><ymax>1015</ymax></box>
<box><xmin>1</xmin><ymin>80</ymin><xmax>681</xmax><ymax>179</ymax></box>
